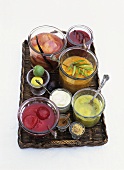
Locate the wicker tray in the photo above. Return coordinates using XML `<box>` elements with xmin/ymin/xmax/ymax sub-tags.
<box><xmin>18</xmin><ymin>40</ymin><xmax>108</xmax><ymax>148</ymax></box>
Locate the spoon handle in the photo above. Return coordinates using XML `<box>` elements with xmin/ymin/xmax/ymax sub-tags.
<box><xmin>62</xmin><ymin>113</ymin><xmax>70</xmax><ymax>124</ymax></box>
<box><xmin>47</xmin><ymin>126</ymin><xmax>57</xmax><ymax>139</ymax></box>
<box><xmin>35</xmin><ymin>80</ymin><xmax>51</xmax><ymax>95</ymax></box>
<box><xmin>91</xmin><ymin>74</ymin><xmax>109</xmax><ymax>102</ymax></box>
<box><xmin>50</xmin><ymin>55</ymin><xmax>68</xmax><ymax>67</ymax></box>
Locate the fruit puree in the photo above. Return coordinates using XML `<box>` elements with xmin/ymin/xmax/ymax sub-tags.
<box><xmin>62</xmin><ymin>56</ymin><xmax>94</xmax><ymax>78</ymax></box>
<box><xmin>22</xmin><ymin>103</ymin><xmax>55</xmax><ymax>132</ymax></box>
<box><xmin>74</xmin><ymin>95</ymin><xmax>102</xmax><ymax>117</ymax></box>
<box><xmin>59</xmin><ymin>56</ymin><xmax>94</xmax><ymax>93</ymax></box>
<box><xmin>74</xmin><ymin>95</ymin><xmax>103</xmax><ymax>127</ymax></box>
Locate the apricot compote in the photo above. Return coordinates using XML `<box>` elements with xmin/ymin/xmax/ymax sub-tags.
<box><xmin>59</xmin><ymin>56</ymin><xmax>94</xmax><ymax>93</ymax></box>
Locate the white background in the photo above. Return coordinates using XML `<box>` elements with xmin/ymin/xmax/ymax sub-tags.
<box><xmin>0</xmin><ymin>0</ymin><xmax>124</xmax><ymax>170</ymax></box>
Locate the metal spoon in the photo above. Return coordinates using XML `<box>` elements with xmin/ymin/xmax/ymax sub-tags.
<box><xmin>62</xmin><ymin>113</ymin><xmax>70</xmax><ymax>124</ymax></box>
<box><xmin>89</xmin><ymin>74</ymin><xmax>109</xmax><ymax>104</ymax></box>
<box><xmin>50</xmin><ymin>54</ymin><xmax>68</xmax><ymax>68</ymax></box>
<box><xmin>35</xmin><ymin>80</ymin><xmax>51</xmax><ymax>95</ymax></box>
<box><xmin>47</xmin><ymin>126</ymin><xmax>57</xmax><ymax>139</ymax></box>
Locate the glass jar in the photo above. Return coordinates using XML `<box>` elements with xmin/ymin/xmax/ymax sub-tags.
<box><xmin>57</xmin><ymin>114</ymin><xmax>70</xmax><ymax>132</ymax></box>
<box><xmin>59</xmin><ymin>46</ymin><xmax>98</xmax><ymax>94</ymax></box>
<box><xmin>67</xmin><ymin>25</ymin><xmax>93</xmax><ymax>49</ymax></box>
<box><xmin>28</xmin><ymin>25</ymin><xmax>67</xmax><ymax>72</ymax></box>
<box><xmin>49</xmin><ymin>88</ymin><xmax>72</xmax><ymax>113</ymax></box>
<box><xmin>69</xmin><ymin>122</ymin><xmax>85</xmax><ymax>139</ymax></box>
<box><xmin>71</xmin><ymin>88</ymin><xmax>105</xmax><ymax>127</ymax></box>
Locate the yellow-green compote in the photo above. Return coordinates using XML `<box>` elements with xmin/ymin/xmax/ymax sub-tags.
<box><xmin>74</xmin><ymin>95</ymin><xmax>103</xmax><ymax>127</ymax></box>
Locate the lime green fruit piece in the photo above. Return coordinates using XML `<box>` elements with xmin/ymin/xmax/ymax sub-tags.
<box><xmin>31</xmin><ymin>77</ymin><xmax>43</xmax><ymax>87</ymax></box>
<box><xmin>33</xmin><ymin>65</ymin><xmax>45</xmax><ymax>77</ymax></box>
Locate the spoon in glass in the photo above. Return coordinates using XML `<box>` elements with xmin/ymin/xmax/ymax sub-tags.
<box><xmin>47</xmin><ymin>126</ymin><xmax>57</xmax><ymax>139</ymax></box>
<box><xmin>35</xmin><ymin>80</ymin><xmax>51</xmax><ymax>95</ymax></box>
<box><xmin>89</xmin><ymin>74</ymin><xmax>109</xmax><ymax>105</ymax></box>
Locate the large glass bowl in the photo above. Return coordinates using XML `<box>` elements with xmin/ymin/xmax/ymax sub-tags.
<box><xmin>71</xmin><ymin>88</ymin><xmax>105</xmax><ymax>127</ymax></box>
<box><xmin>18</xmin><ymin>97</ymin><xmax>60</xmax><ymax>136</ymax></box>
<box><xmin>59</xmin><ymin>46</ymin><xmax>98</xmax><ymax>94</ymax></box>
<box><xmin>28</xmin><ymin>25</ymin><xmax>67</xmax><ymax>71</ymax></box>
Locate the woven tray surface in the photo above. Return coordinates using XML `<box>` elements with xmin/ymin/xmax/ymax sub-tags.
<box><xmin>18</xmin><ymin>40</ymin><xmax>108</xmax><ymax>148</ymax></box>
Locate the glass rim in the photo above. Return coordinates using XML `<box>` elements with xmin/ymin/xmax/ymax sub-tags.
<box><xmin>66</xmin><ymin>25</ymin><xmax>93</xmax><ymax>46</ymax></box>
<box><xmin>18</xmin><ymin>97</ymin><xmax>60</xmax><ymax>135</ymax></box>
<box><xmin>71</xmin><ymin>88</ymin><xmax>105</xmax><ymax>118</ymax></box>
<box><xmin>26</xmin><ymin>69</ymin><xmax>50</xmax><ymax>88</ymax></box>
<box><xmin>28</xmin><ymin>25</ymin><xmax>67</xmax><ymax>56</ymax></box>
<box><xmin>59</xmin><ymin>46</ymin><xmax>98</xmax><ymax>80</ymax></box>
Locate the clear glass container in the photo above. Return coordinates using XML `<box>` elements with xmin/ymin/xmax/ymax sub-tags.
<box><xmin>67</xmin><ymin>25</ymin><xmax>93</xmax><ymax>49</ymax></box>
<box><xmin>59</xmin><ymin>46</ymin><xmax>98</xmax><ymax>94</ymax></box>
<box><xmin>18</xmin><ymin>97</ymin><xmax>60</xmax><ymax>136</ymax></box>
<box><xmin>71</xmin><ymin>88</ymin><xmax>105</xmax><ymax>127</ymax></box>
<box><xmin>57</xmin><ymin>114</ymin><xmax>70</xmax><ymax>132</ymax></box>
<box><xmin>69</xmin><ymin>122</ymin><xmax>85</xmax><ymax>139</ymax></box>
<box><xmin>26</xmin><ymin>69</ymin><xmax>50</xmax><ymax>96</ymax></box>
<box><xmin>49</xmin><ymin>88</ymin><xmax>72</xmax><ymax>113</ymax></box>
<box><xmin>28</xmin><ymin>25</ymin><xmax>67</xmax><ymax>72</ymax></box>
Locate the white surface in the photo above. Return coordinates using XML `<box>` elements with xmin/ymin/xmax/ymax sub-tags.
<box><xmin>0</xmin><ymin>0</ymin><xmax>124</xmax><ymax>170</ymax></box>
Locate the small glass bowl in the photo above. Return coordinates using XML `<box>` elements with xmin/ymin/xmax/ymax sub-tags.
<box><xmin>28</xmin><ymin>25</ymin><xmax>67</xmax><ymax>71</ymax></box>
<box><xmin>67</xmin><ymin>25</ymin><xmax>93</xmax><ymax>49</ymax></box>
<box><xmin>26</xmin><ymin>69</ymin><xmax>50</xmax><ymax>96</ymax></box>
<box><xmin>49</xmin><ymin>88</ymin><xmax>72</xmax><ymax>113</ymax></box>
<box><xmin>69</xmin><ymin>122</ymin><xmax>85</xmax><ymax>139</ymax></box>
<box><xmin>18</xmin><ymin>97</ymin><xmax>60</xmax><ymax>136</ymax></box>
<box><xmin>57</xmin><ymin>114</ymin><xmax>70</xmax><ymax>132</ymax></box>
<box><xmin>71</xmin><ymin>88</ymin><xmax>105</xmax><ymax>127</ymax></box>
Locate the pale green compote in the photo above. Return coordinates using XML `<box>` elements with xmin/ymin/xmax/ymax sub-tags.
<box><xmin>74</xmin><ymin>95</ymin><xmax>103</xmax><ymax>127</ymax></box>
